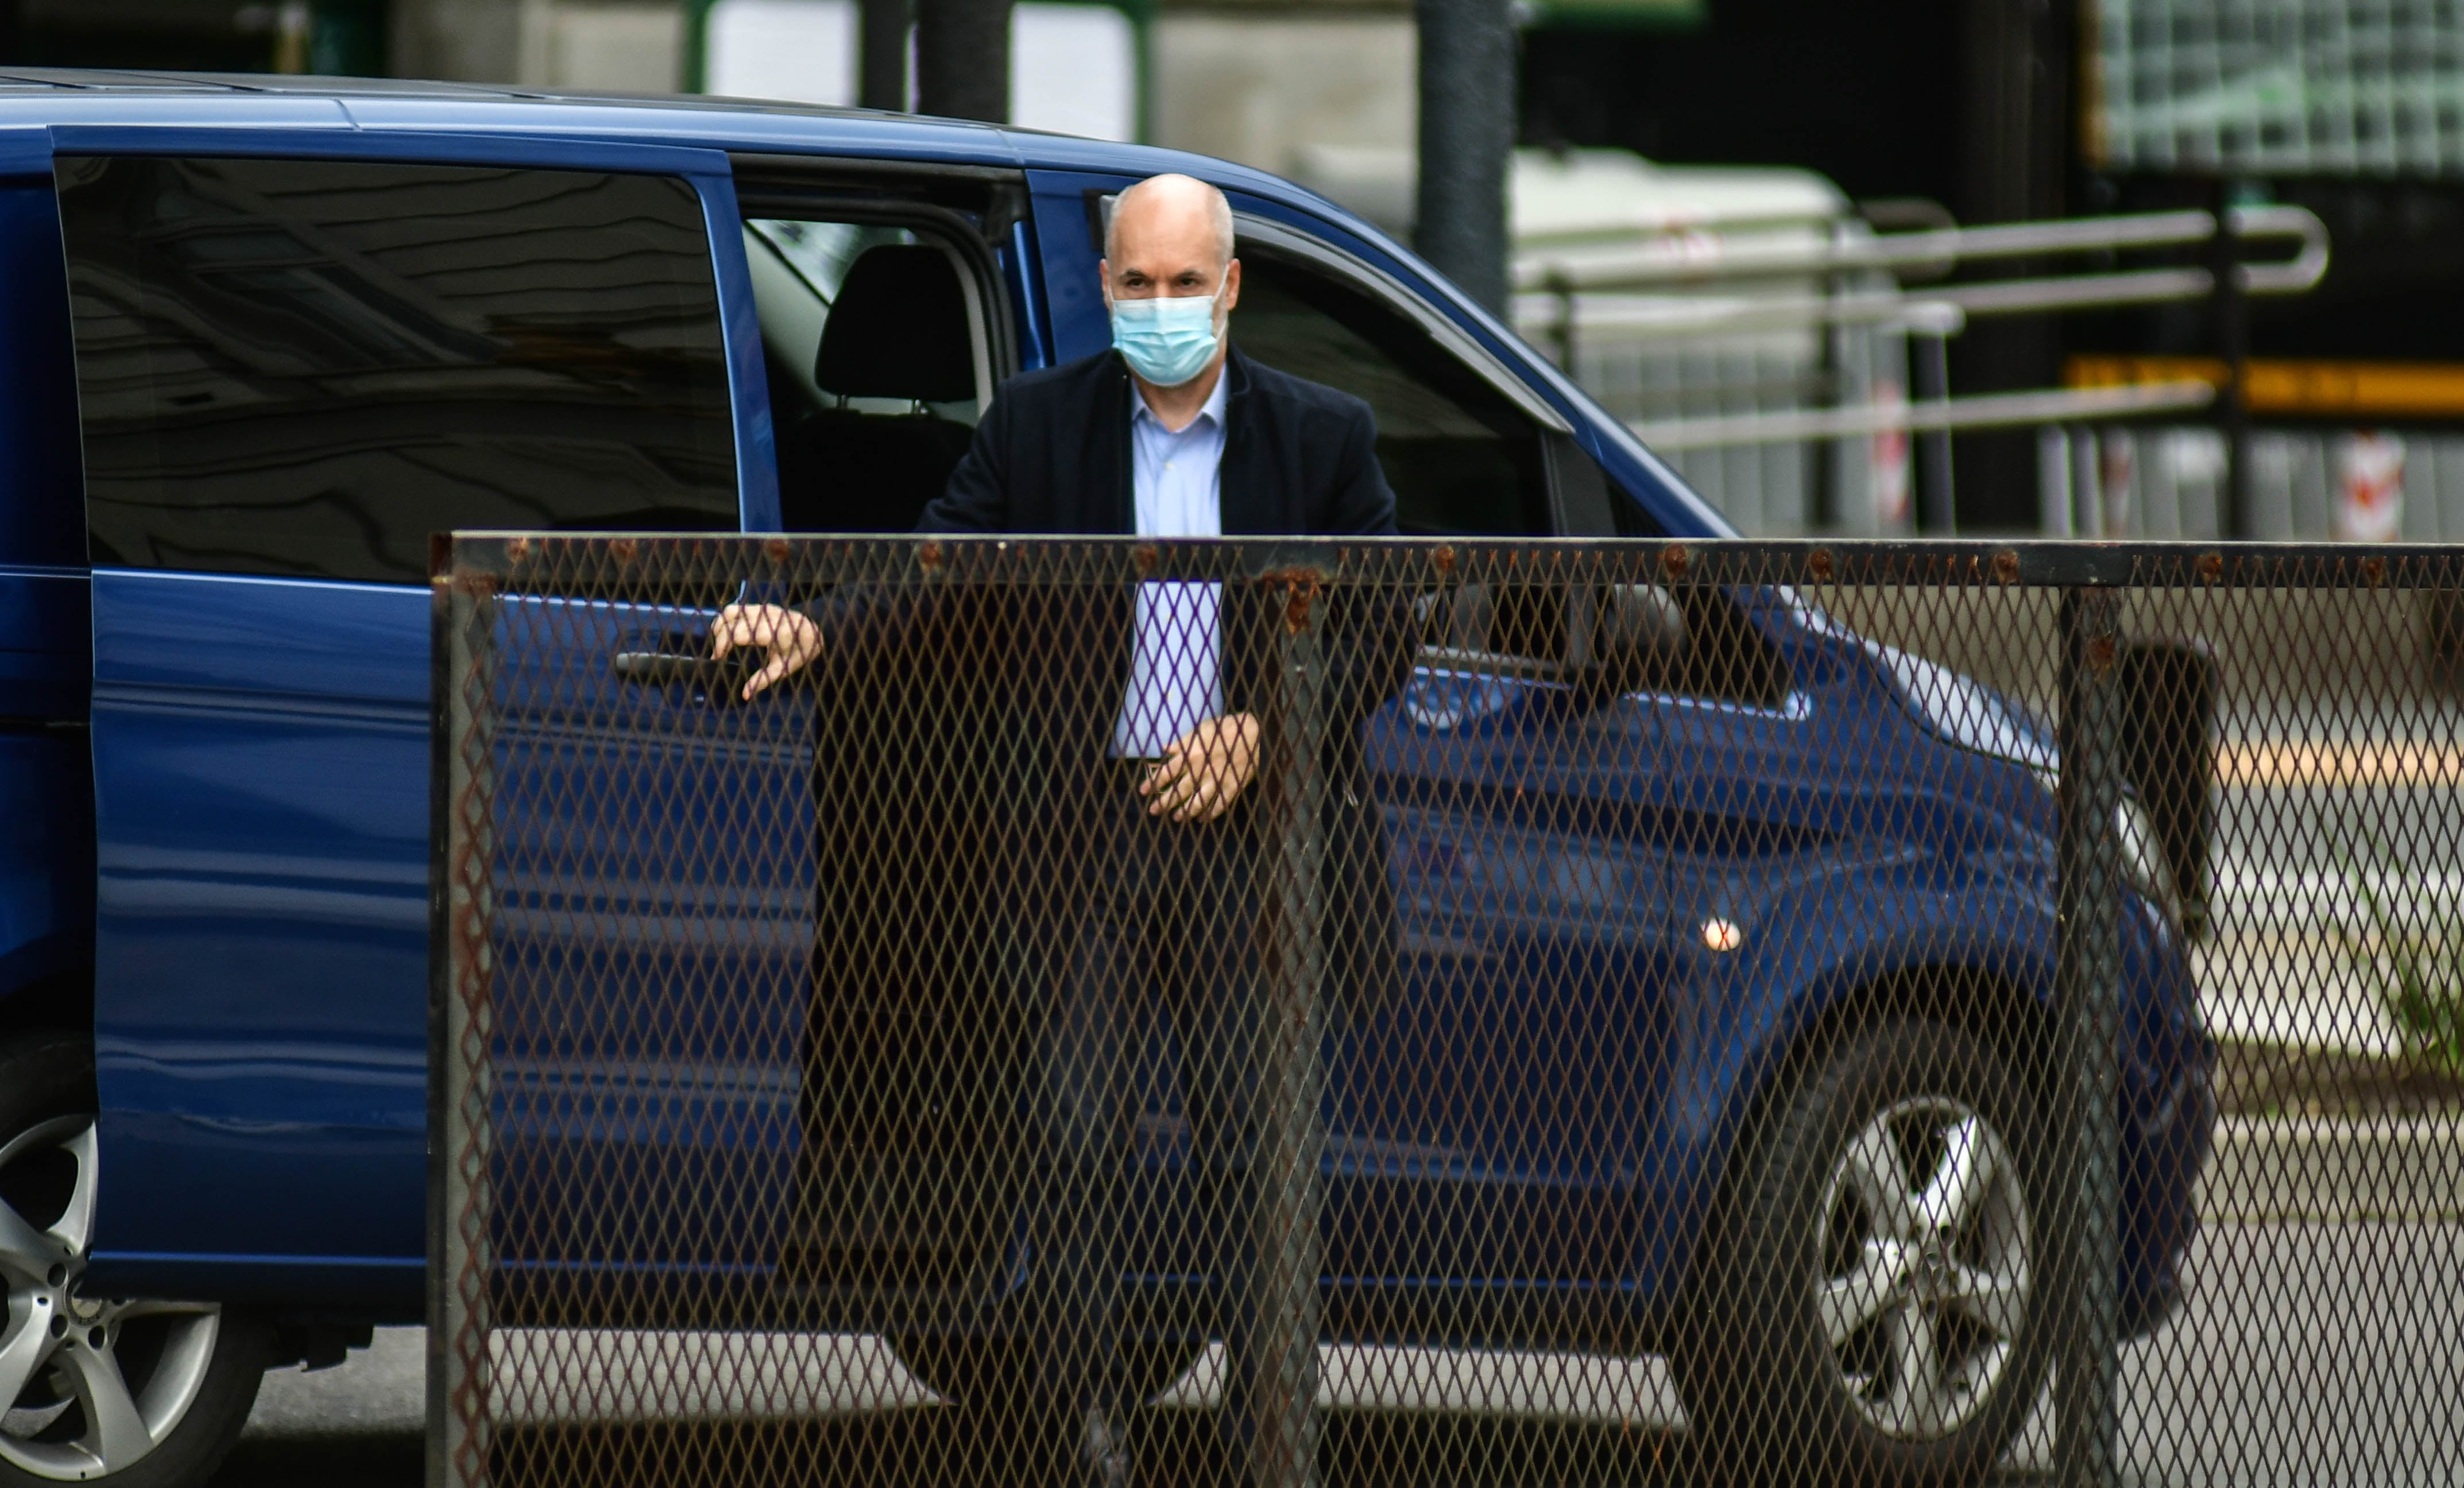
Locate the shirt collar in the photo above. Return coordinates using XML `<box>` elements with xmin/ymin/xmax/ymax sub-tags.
<box><xmin>1130</xmin><ymin>361</ymin><xmax>1231</xmax><ymax>435</ymax></box>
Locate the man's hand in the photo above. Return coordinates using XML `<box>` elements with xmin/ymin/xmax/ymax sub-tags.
<box><xmin>1140</xmin><ymin>712</ymin><xmax>1262</xmax><ymax>824</ymax></box>
<box><xmin>710</xmin><ymin>603</ymin><xmax>823</xmax><ymax>701</ymax></box>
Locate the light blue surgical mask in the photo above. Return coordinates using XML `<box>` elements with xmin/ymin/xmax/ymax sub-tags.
<box><xmin>1108</xmin><ymin>285</ymin><xmax>1224</xmax><ymax>387</ymax></box>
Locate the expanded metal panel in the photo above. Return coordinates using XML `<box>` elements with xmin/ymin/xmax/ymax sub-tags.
<box><xmin>434</xmin><ymin>536</ymin><xmax>2464</xmax><ymax>1488</ymax></box>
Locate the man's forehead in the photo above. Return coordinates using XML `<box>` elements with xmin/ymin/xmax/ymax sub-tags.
<box><xmin>1108</xmin><ymin>176</ymin><xmax>1234</xmax><ymax>266</ymax></box>
<box><xmin>1116</xmin><ymin>208</ymin><xmax>1211</xmax><ymax>244</ymax></box>
<box><xmin>1114</xmin><ymin>231</ymin><xmax>1215</xmax><ymax>261</ymax></box>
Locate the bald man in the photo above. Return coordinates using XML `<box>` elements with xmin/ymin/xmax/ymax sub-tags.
<box><xmin>715</xmin><ymin>173</ymin><xmax>1405</xmax><ymax>1488</ymax></box>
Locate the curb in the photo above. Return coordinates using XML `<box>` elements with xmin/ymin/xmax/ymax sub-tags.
<box><xmin>2198</xmin><ymin>1115</ymin><xmax>2464</xmax><ymax>1223</ymax></box>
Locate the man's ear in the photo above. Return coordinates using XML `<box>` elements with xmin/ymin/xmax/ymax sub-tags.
<box><xmin>1221</xmin><ymin>258</ymin><xmax>1241</xmax><ymax>313</ymax></box>
<box><xmin>1097</xmin><ymin>258</ymin><xmax>1111</xmax><ymax>309</ymax></box>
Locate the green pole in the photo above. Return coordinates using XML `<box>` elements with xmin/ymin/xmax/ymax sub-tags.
<box><xmin>682</xmin><ymin>0</ymin><xmax>718</xmax><ymax>92</ymax></box>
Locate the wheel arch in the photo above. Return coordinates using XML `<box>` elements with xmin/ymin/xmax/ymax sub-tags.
<box><xmin>1776</xmin><ymin>961</ymin><xmax>2059</xmax><ymax>1120</ymax></box>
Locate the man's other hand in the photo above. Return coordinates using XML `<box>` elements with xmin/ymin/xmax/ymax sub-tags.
<box><xmin>710</xmin><ymin>603</ymin><xmax>823</xmax><ymax>700</ymax></box>
<box><xmin>1141</xmin><ymin>712</ymin><xmax>1261</xmax><ymax>824</ymax></box>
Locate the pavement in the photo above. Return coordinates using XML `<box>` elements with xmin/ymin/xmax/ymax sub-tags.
<box><xmin>215</xmin><ymin>1216</ymin><xmax>2464</xmax><ymax>1487</ymax></box>
<box><xmin>2202</xmin><ymin>1114</ymin><xmax>2464</xmax><ymax>1222</ymax></box>
<box><xmin>212</xmin><ymin>1327</ymin><xmax>424</xmax><ymax>1487</ymax></box>
<box><xmin>2203</xmin><ymin>633</ymin><xmax>2464</xmax><ymax>1008</ymax></box>
<box><xmin>2177</xmin><ymin>747</ymin><xmax>2464</xmax><ymax>1230</ymax></box>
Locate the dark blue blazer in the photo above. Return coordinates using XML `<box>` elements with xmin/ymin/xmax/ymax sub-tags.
<box><xmin>926</xmin><ymin>345</ymin><xmax>1398</xmax><ymax>542</ymax></box>
<box><xmin>852</xmin><ymin>346</ymin><xmax>1411</xmax><ymax>1017</ymax></box>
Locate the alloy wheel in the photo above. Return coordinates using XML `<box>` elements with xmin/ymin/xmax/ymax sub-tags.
<box><xmin>1815</xmin><ymin>1095</ymin><xmax>2033</xmax><ymax>1441</ymax></box>
<box><xmin>0</xmin><ymin>1115</ymin><xmax>221</xmax><ymax>1481</ymax></box>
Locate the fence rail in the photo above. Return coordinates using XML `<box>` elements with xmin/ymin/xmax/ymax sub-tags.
<box><xmin>432</xmin><ymin>536</ymin><xmax>2464</xmax><ymax>1488</ymax></box>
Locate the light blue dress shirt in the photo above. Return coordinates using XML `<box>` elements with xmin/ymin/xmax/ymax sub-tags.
<box><xmin>1109</xmin><ymin>370</ymin><xmax>1231</xmax><ymax>759</ymax></box>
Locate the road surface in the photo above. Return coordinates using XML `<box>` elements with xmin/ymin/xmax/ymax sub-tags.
<box><xmin>212</xmin><ymin>1219</ymin><xmax>2460</xmax><ymax>1487</ymax></box>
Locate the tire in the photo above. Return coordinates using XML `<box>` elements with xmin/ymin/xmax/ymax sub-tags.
<box><xmin>1673</xmin><ymin>1018</ymin><xmax>2052</xmax><ymax>1488</ymax></box>
<box><xmin>0</xmin><ymin>1033</ymin><xmax>273</xmax><ymax>1488</ymax></box>
<box><xmin>892</xmin><ymin>1333</ymin><xmax>1207</xmax><ymax>1413</ymax></box>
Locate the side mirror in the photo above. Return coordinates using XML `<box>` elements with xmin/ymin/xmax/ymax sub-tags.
<box><xmin>1414</xmin><ymin>581</ymin><xmax>1682</xmax><ymax>691</ymax></box>
<box><xmin>1582</xmin><ymin>582</ymin><xmax>1688</xmax><ymax>693</ymax></box>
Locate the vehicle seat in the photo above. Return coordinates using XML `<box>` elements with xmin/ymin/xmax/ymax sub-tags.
<box><xmin>778</xmin><ymin>244</ymin><xmax>979</xmax><ymax>534</ymax></box>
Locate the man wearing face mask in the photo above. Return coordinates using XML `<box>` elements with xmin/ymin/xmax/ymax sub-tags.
<box><xmin>712</xmin><ymin>173</ymin><xmax>1404</xmax><ymax>1487</ymax></box>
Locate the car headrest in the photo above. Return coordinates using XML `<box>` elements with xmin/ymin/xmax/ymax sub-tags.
<box><xmin>814</xmin><ymin>244</ymin><xmax>977</xmax><ymax>405</ymax></box>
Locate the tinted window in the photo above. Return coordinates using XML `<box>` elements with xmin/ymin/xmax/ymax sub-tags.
<box><xmin>57</xmin><ymin>156</ymin><xmax>738</xmax><ymax>584</ymax></box>
<box><xmin>1231</xmin><ymin>249</ymin><xmax>1548</xmax><ymax>536</ymax></box>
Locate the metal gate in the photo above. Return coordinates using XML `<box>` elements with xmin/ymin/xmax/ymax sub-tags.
<box><xmin>431</xmin><ymin>536</ymin><xmax>2464</xmax><ymax>1487</ymax></box>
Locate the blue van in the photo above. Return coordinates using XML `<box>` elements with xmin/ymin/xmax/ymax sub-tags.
<box><xmin>0</xmin><ymin>71</ymin><xmax>2210</xmax><ymax>1488</ymax></box>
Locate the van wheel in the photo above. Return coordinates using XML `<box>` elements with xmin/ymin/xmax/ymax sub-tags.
<box><xmin>1673</xmin><ymin>1019</ymin><xmax>2051</xmax><ymax>1487</ymax></box>
<box><xmin>0</xmin><ymin>1033</ymin><xmax>271</xmax><ymax>1488</ymax></box>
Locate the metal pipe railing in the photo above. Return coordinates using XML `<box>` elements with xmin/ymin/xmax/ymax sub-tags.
<box><xmin>1513</xmin><ymin>206</ymin><xmax>2330</xmax><ymax>347</ymax></box>
<box><xmin>1512</xmin><ymin>203</ymin><xmax>2328</xmax><ymax>296</ymax></box>
<box><xmin>1626</xmin><ymin>378</ymin><xmax>2217</xmax><ymax>452</ymax></box>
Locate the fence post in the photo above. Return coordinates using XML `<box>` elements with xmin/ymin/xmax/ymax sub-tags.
<box><xmin>428</xmin><ymin>545</ymin><xmax>500</xmax><ymax>1488</ymax></box>
<box><xmin>1254</xmin><ymin>564</ymin><xmax>1331</xmax><ymax>1488</ymax></box>
<box><xmin>2055</xmin><ymin>586</ymin><xmax>2123</xmax><ymax>1488</ymax></box>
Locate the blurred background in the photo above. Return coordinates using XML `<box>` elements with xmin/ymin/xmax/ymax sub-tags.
<box><xmin>9</xmin><ymin>0</ymin><xmax>2464</xmax><ymax>542</ymax></box>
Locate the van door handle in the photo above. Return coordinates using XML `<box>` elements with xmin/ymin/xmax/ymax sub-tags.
<box><xmin>612</xmin><ymin>651</ymin><xmax>752</xmax><ymax>704</ymax></box>
<box><xmin>612</xmin><ymin>652</ymin><xmax>720</xmax><ymax>685</ymax></box>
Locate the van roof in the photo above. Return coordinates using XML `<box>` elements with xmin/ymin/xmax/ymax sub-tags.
<box><xmin>0</xmin><ymin>67</ymin><xmax>862</xmax><ymax>106</ymax></box>
<box><xmin>0</xmin><ymin>68</ymin><xmax>1324</xmax><ymax>207</ymax></box>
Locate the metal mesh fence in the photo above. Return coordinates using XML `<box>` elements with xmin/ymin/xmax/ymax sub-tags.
<box><xmin>432</xmin><ymin>536</ymin><xmax>2464</xmax><ymax>1488</ymax></box>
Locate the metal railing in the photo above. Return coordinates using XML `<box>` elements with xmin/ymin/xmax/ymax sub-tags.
<box><xmin>1515</xmin><ymin>206</ymin><xmax>2334</xmax><ymax>532</ymax></box>
<box><xmin>433</xmin><ymin>534</ymin><xmax>2464</xmax><ymax>1488</ymax></box>
<box><xmin>1514</xmin><ymin>204</ymin><xmax>2328</xmax><ymax>306</ymax></box>
<box><xmin>1629</xmin><ymin>377</ymin><xmax>2221</xmax><ymax>451</ymax></box>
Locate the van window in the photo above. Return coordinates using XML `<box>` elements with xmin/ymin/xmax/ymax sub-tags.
<box><xmin>1230</xmin><ymin>246</ymin><xmax>1550</xmax><ymax>537</ymax></box>
<box><xmin>744</xmin><ymin>217</ymin><xmax>992</xmax><ymax>534</ymax></box>
<box><xmin>56</xmin><ymin>156</ymin><xmax>738</xmax><ymax>585</ymax></box>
